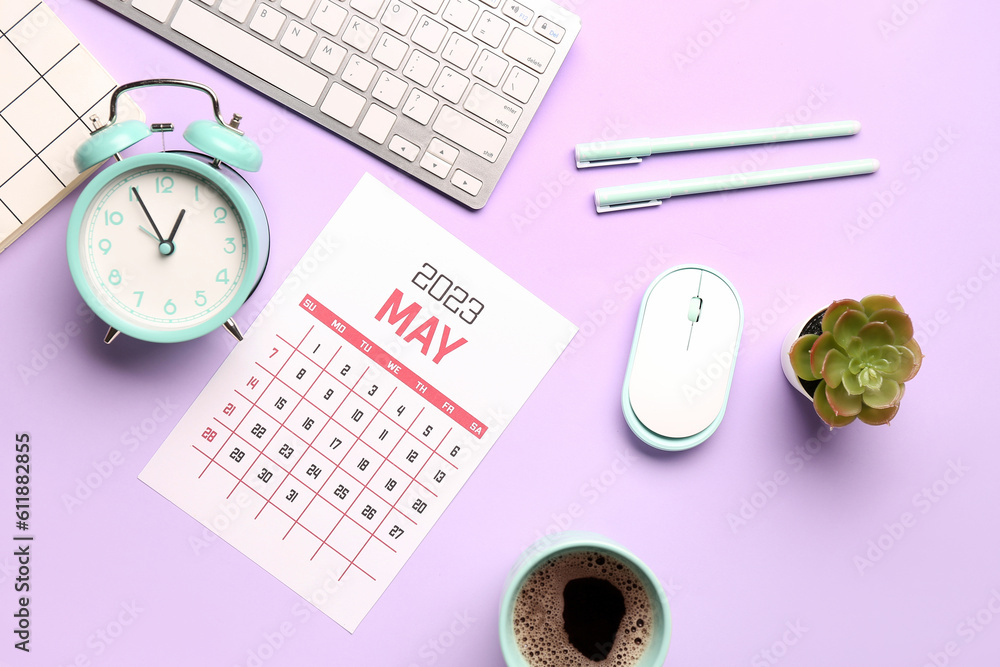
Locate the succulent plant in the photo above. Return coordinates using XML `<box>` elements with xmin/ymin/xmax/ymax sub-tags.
<box><xmin>788</xmin><ymin>295</ymin><xmax>923</xmax><ymax>427</ymax></box>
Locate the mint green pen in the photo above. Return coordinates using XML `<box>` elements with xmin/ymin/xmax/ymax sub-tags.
<box><xmin>594</xmin><ymin>158</ymin><xmax>879</xmax><ymax>213</ymax></box>
<box><xmin>576</xmin><ymin>120</ymin><xmax>861</xmax><ymax>168</ymax></box>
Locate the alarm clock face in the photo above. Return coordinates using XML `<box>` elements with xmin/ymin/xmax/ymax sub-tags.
<box><xmin>70</xmin><ymin>157</ymin><xmax>254</xmax><ymax>340</ymax></box>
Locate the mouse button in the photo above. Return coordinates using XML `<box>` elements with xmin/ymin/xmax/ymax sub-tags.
<box><xmin>687</xmin><ymin>297</ymin><xmax>703</xmax><ymax>322</ymax></box>
<box><xmin>696</xmin><ymin>273</ymin><xmax>742</xmax><ymax>335</ymax></box>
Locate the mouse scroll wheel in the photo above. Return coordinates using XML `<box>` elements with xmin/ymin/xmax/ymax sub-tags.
<box><xmin>687</xmin><ymin>297</ymin><xmax>703</xmax><ymax>322</ymax></box>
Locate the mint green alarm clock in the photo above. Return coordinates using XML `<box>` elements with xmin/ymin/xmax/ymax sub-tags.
<box><xmin>67</xmin><ymin>79</ymin><xmax>269</xmax><ymax>344</ymax></box>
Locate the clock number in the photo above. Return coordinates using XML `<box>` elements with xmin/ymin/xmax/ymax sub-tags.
<box><xmin>412</xmin><ymin>262</ymin><xmax>436</xmax><ymax>289</ymax></box>
<box><xmin>164</xmin><ymin>299</ymin><xmax>177</xmax><ymax>315</ymax></box>
<box><xmin>104</xmin><ymin>211</ymin><xmax>123</xmax><ymax>226</ymax></box>
<box><xmin>460</xmin><ymin>298</ymin><xmax>485</xmax><ymax>325</ymax></box>
<box><xmin>194</xmin><ymin>185</ymin><xmax>199</xmax><ymax>202</ymax></box>
<box><xmin>216</xmin><ymin>269</ymin><xmax>229</xmax><ymax>284</ymax></box>
<box><xmin>98</xmin><ymin>238</ymin><xmax>112</xmax><ymax>255</ymax></box>
<box><xmin>214</xmin><ymin>207</ymin><xmax>228</xmax><ymax>224</ymax></box>
<box><xmin>133</xmin><ymin>291</ymin><xmax>143</xmax><ymax>307</ymax></box>
<box><xmin>224</xmin><ymin>238</ymin><xmax>236</xmax><ymax>254</ymax></box>
<box><xmin>443</xmin><ymin>286</ymin><xmax>468</xmax><ymax>313</ymax></box>
<box><xmin>155</xmin><ymin>176</ymin><xmax>174</xmax><ymax>194</ymax></box>
<box><xmin>108</xmin><ymin>269</ymin><xmax>122</xmax><ymax>285</ymax></box>
<box><xmin>428</xmin><ymin>274</ymin><xmax>453</xmax><ymax>301</ymax></box>
<box><xmin>195</xmin><ymin>290</ymin><xmax>207</xmax><ymax>307</ymax></box>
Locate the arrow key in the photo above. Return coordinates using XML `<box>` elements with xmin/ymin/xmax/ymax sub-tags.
<box><xmin>420</xmin><ymin>150</ymin><xmax>452</xmax><ymax>178</ymax></box>
<box><xmin>450</xmin><ymin>169</ymin><xmax>482</xmax><ymax>196</ymax></box>
<box><xmin>427</xmin><ymin>138</ymin><xmax>460</xmax><ymax>164</ymax></box>
<box><xmin>389</xmin><ymin>135</ymin><xmax>419</xmax><ymax>162</ymax></box>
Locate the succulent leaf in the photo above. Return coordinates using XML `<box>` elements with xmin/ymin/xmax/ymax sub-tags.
<box><xmin>860</xmin><ymin>294</ymin><xmax>904</xmax><ymax>316</ymax></box>
<box><xmin>867</xmin><ymin>308</ymin><xmax>914</xmax><ymax>345</ymax></box>
<box><xmin>859</xmin><ymin>322</ymin><xmax>895</xmax><ymax>349</ymax></box>
<box><xmin>821</xmin><ymin>349</ymin><xmax>849</xmax><ymax>388</ymax></box>
<box><xmin>814</xmin><ymin>380</ymin><xmax>858</xmax><ymax>427</ymax></box>
<box><xmin>789</xmin><ymin>334</ymin><xmax>819</xmax><ymax>381</ymax></box>
<box><xmin>833</xmin><ymin>309</ymin><xmax>868</xmax><ymax>348</ymax></box>
<box><xmin>810</xmin><ymin>332</ymin><xmax>838</xmax><ymax>378</ymax></box>
<box><xmin>826</xmin><ymin>381</ymin><xmax>863</xmax><ymax>417</ymax></box>
<box><xmin>841</xmin><ymin>370</ymin><xmax>864</xmax><ymax>396</ymax></box>
<box><xmin>822</xmin><ymin>299</ymin><xmax>865</xmax><ymax>333</ymax></box>
<box><xmin>857</xmin><ymin>402</ymin><xmax>900</xmax><ymax>425</ymax></box>
<box><xmin>903</xmin><ymin>338</ymin><xmax>923</xmax><ymax>380</ymax></box>
<box><xmin>863</xmin><ymin>378</ymin><xmax>903</xmax><ymax>409</ymax></box>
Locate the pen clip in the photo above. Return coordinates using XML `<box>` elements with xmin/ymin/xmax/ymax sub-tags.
<box><xmin>595</xmin><ymin>199</ymin><xmax>662</xmax><ymax>214</ymax></box>
<box><xmin>576</xmin><ymin>156</ymin><xmax>643</xmax><ymax>169</ymax></box>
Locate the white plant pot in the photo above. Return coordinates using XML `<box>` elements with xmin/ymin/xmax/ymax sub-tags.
<box><xmin>780</xmin><ymin>308</ymin><xmax>827</xmax><ymax>400</ymax></box>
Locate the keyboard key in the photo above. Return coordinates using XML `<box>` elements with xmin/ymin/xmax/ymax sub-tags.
<box><xmin>358</xmin><ymin>104</ymin><xmax>397</xmax><ymax>143</ymax></box>
<box><xmin>280</xmin><ymin>21</ymin><xmax>317</xmax><ymax>57</ymax></box>
<box><xmin>389</xmin><ymin>134</ymin><xmax>419</xmax><ymax>161</ymax></box>
<box><xmin>402</xmin><ymin>88</ymin><xmax>437</xmax><ymax>124</ymax></box>
<box><xmin>402</xmin><ymin>50</ymin><xmax>438</xmax><ymax>86</ymax></box>
<box><xmin>464</xmin><ymin>83</ymin><xmax>521</xmax><ymax>133</ymax></box>
<box><xmin>450</xmin><ymin>169</ymin><xmax>482</xmax><ymax>196</ymax></box>
<box><xmin>479</xmin><ymin>0</ymin><xmax>500</xmax><ymax>7</ymax></box>
<box><xmin>502</xmin><ymin>28</ymin><xmax>552</xmax><ymax>72</ymax></box>
<box><xmin>471</xmin><ymin>50</ymin><xmax>506</xmax><ymax>86</ymax></box>
<box><xmin>280</xmin><ymin>0</ymin><xmax>313</xmax><ymax>19</ymax></box>
<box><xmin>172</xmin><ymin>1</ymin><xmax>327</xmax><ymax>105</ymax></box>
<box><xmin>219</xmin><ymin>0</ymin><xmax>253</xmax><ymax>22</ymax></box>
<box><xmin>441</xmin><ymin>33</ymin><xmax>476</xmax><ymax>69</ymax></box>
<box><xmin>472</xmin><ymin>12</ymin><xmax>508</xmax><ymax>48</ymax></box>
<box><xmin>432</xmin><ymin>67</ymin><xmax>468</xmax><ymax>103</ymax></box>
<box><xmin>342</xmin><ymin>54</ymin><xmax>378</xmax><ymax>90</ymax></box>
<box><xmin>427</xmin><ymin>138</ymin><xmax>459</xmax><ymax>163</ymax></box>
<box><xmin>343</xmin><ymin>15</ymin><xmax>378</xmax><ymax>52</ymax></box>
<box><xmin>532</xmin><ymin>16</ymin><xmax>565</xmax><ymax>43</ymax></box>
<box><xmin>433</xmin><ymin>106</ymin><xmax>505</xmax><ymax>162</ymax></box>
<box><xmin>419</xmin><ymin>151</ymin><xmax>451</xmax><ymax>178</ymax></box>
<box><xmin>381</xmin><ymin>0</ymin><xmax>417</xmax><ymax>35</ymax></box>
<box><xmin>501</xmin><ymin>66</ymin><xmax>537</xmax><ymax>103</ymax></box>
<box><xmin>311</xmin><ymin>37</ymin><xmax>348</xmax><ymax>73</ymax></box>
<box><xmin>350</xmin><ymin>0</ymin><xmax>384</xmax><ymax>19</ymax></box>
<box><xmin>441</xmin><ymin>0</ymin><xmax>477</xmax><ymax>31</ymax></box>
<box><xmin>320</xmin><ymin>82</ymin><xmax>366</xmax><ymax>126</ymax></box>
<box><xmin>312</xmin><ymin>1</ymin><xmax>348</xmax><ymax>35</ymax></box>
<box><xmin>500</xmin><ymin>1</ymin><xmax>531</xmax><ymax>25</ymax></box>
<box><xmin>249</xmin><ymin>4</ymin><xmax>286</xmax><ymax>40</ymax></box>
<box><xmin>133</xmin><ymin>0</ymin><xmax>177</xmax><ymax>22</ymax></box>
<box><xmin>373</xmin><ymin>33</ymin><xmax>408</xmax><ymax>69</ymax></box>
<box><xmin>372</xmin><ymin>71</ymin><xmax>407</xmax><ymax>107</ymax></box>
<box><xmin>412</xmin><ymin>17</ymin><xmax>447</xmax><ymax>52</ymax></box>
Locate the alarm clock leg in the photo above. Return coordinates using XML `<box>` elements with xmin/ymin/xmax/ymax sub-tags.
<box><xmin>104</xmin><ymin>327</ymin><xmax>120</xmax><ymax>344</ymax></box>
<box><xmin>223</xmin><ymin>319</ymin><xmax>244</xmax><ymax>342</ymax></box>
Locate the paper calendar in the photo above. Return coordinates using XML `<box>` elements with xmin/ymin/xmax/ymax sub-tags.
<box><xmin>140</xmin><ymin>175</ymin><xmax>578</xmax><ymax>632</ymax></box>
<box><xmin>0</xmin><ymin>0</ymin><xmax>141</xmax><ymax>252</ymax></box>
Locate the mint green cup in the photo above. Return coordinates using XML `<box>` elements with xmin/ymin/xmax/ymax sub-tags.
<box><xmin>499</xmin><ymin>531</ymin><xmax>671</xmax><ymax>666</ymax></box>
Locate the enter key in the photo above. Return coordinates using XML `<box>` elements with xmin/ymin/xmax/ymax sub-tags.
<box><xmin>463</xmin><ymin>84</ymin><xmax>523</xmax><ymax>134</ymax></box>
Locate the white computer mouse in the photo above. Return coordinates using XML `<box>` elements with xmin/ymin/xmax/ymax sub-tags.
<box><xmin>622</xmin><ymin>265</ymin><xmax>743</xmax><ymax>450</ymax></box>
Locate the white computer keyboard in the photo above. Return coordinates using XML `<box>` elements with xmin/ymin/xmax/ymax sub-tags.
<box><xmin>90</xmin><ymin>0</ymin><xmax>581</xmax><ymax>208</ymax></box>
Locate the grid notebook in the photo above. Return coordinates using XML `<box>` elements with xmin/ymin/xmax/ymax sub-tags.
<box><xmin>0</xmin><ymin>0</ymin><xmax>141</xmax><ymax>253</ymax></box>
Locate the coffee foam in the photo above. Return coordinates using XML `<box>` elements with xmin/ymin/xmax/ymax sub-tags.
<box><xmin>511</xmin><ymin>550</ymin><xmax>654</xmax><ymax>666</ymax></box>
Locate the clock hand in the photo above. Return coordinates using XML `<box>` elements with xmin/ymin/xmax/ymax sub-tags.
<box><xmin>131</xmin><ymin>187</ymin><xmax>165</xmax><ymax>242</ymax></box>
<box><xmin>166</xmin><ymin>209</ymin><xmax>185</xmax><ymax>244</ymax></box>
<box><xmin>138</xmin><ymin>225</ymin><xmax>160</xmax><ymax>242</ymax></box>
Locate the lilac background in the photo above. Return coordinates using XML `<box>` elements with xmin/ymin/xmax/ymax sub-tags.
<box><xmin>2</xmin><ymin>0</ymin><xmax>999</xmax><ymax>665</ymax></box>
